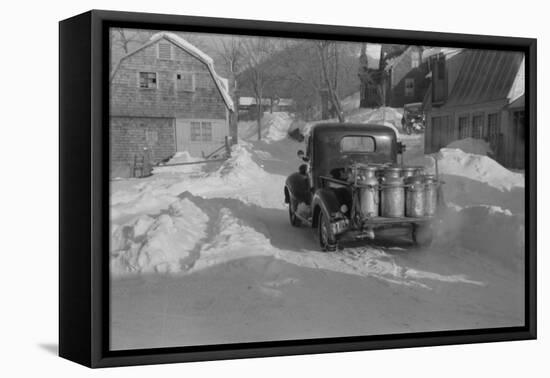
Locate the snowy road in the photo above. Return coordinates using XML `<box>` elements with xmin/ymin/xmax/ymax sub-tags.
<box><xmin>109</xmin><ymin>118</ymin><xmax>525</xmax><ymax>350</ymax></box>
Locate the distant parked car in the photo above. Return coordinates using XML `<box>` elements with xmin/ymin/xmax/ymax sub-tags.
<box><xmin>401</xmin><ymin>102</ymin><xmax>425</xmax><ymax>134</ymax></box>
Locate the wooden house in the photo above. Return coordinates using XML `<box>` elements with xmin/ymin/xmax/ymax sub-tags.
<box><xmin>110</xmin><ymin>32</ymin><xmax>234</xmax><ymax>177</ymax></box>
<box><xmin>384</xmin><ymin>46</ymin><xmax>430</xmax><ymax>107</ymax></box>
<box><xmin>423</xmin><ymin>48</ymin><xmax>525</xmax><ymax>169</ymax></box>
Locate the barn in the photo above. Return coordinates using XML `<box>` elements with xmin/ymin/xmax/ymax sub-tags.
<box><xmin>423</xmin><ymin>48</ymin><xmax>525</xmax><ymax>169</ymax></box>
<box><xmin>110</xmin><ymin>32</ymin><xmax>234</xmax><ymax>177</ymax></box>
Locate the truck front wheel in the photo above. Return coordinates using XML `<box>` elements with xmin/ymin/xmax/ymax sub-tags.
<box><xmin>318</xmin><ymin>211</ymin><xmax>337</xmax><ymax>252</ymax></box>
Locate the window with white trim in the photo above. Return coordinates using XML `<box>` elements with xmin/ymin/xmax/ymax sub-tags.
<box><xmin>472</xmin><ymin>114</ymin><xmax>484</xmax><ymax>139</ymax></box>
<box><xmin>176</xmin><ymin>72</ymin><xmax>195</xmax><ymax>92</ymax></box>
<box><xmin>190</xmin><ymin>121</ymin><xmax>213</xmax><ymax>142</ymax></box>
<box><xmin>405</xmin><ymin>78</ymin><xmax>415</xmax><ymax>97</ymax></box>
<box><xmin>157</xmin><ymin>42</ymin><xmax>172</xmax><ymax>60</ymax></box>
<box><xmin>458</xmin><ymin>115</ymin><xmax>469</xmax><ymax>139</ymax></box>
<box><xmin>411</xmin><ymin>51</ymin><xmax>420</xmax><ymax>68</ymax></box>
<box><xmin>139</xmin><ymin>72</ymin><xmax>157</xmax><ymax>89</ymax></box>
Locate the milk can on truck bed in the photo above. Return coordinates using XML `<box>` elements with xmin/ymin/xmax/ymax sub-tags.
<box><xmin>401</xmin><ymin>166</ymin><xmax>423</xmax><ymax>178</ymax></box>
<box><xmin>380</xmin><ymin>167</ymin><xmax>405</xmax><ymax>218</ymax></box>
<box><xmin>355</xmin><ymin>165</ymin><xmax>379</xmax><ymax>217</ymax></box>
<box><xmin>423</xmin><ymin>175</ymin><xmax>438</xmax><ymax>216</ymax></box>
<box><xmin>405</xmin><ymin>175</ymin><xmax>425</xmax><ymax>217</ymax></box>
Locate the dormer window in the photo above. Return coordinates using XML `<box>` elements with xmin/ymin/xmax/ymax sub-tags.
<box><xmin>157</xmin><ymin>42</ymin><xmax>172</xmax><ymax>60</ymax></box>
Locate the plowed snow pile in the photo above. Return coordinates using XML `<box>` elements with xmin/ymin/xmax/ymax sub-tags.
<box><xmin>111</xmin><ymin>144</ymin><xmax>287</xmax><ymax>223</ymax></box>
<box><xmin>438</xmin><ymin>148</ymin><xmax>524</xmax><ymax>191</ymax></box>
<box><xmin>111</xmin><ymin>198</ymin><xmax>209</xmax><ymax>275</ymax></box>
<box><xmin>264</xmin><ymin>112</ymin><xmax>293</xmax><ymax>142</ymax></box>
<box><xmin>446</xmin><ymin>138</ymin><xmax>493</xmax><ymax>156</ymax></box>
<box><xmin>411</xmin><ymin>148</ymin><xmax>524</xmax><ymax>191</ymax></box>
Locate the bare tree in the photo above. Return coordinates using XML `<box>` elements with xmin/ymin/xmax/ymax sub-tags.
<box><xmin>111</xmin><ymin>28</ymin><xmax>151</xmax><ymax>54</ymax></box>
<box><xmin>110</xmin><ymin>28</ymin><xmax>152</xmax><ymax>69</ymax></box>
<box><xmin>317</xmin><ymin>41</ymin><xmax>345</xmax><ymax>123</ymax></box>
<box><xmin>241</xmin><ymin>37</ymin><xmax>278</xmax><ymax>140</ymax></box>
<box><xmin>215</xmin><ymin>36</ymin><xmax>245</xmax><ymax>144</ymax></box>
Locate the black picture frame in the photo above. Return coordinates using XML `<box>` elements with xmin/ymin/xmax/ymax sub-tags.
<box><xmin>59</xmin><ymin>9</ymin><xmax>537</xmax><ymax>368</ymax></box>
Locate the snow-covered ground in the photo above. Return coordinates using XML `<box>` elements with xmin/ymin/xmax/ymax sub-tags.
<box><xmin>110</xmin><ymin>112</ymin><xmax>525</xmax><ymax>350</ymax></box>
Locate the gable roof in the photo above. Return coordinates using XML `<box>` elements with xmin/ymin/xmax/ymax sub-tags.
<box><xmin>444</xmin><ymin>49</ymin><xmax>524</xmax><ymax>108</ymax></box>
<box><xmin>110</xmin><ymin>32</ymin><xmax>234</xmax><ymax>111</ymax></box>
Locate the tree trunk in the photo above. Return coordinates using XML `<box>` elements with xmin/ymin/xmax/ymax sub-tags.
<box><xmin>228</xmin><ymin>75</ymin><xmax>238</xmax><ymax>145</ymax></box>
<box><xmin>256</xmin><ymin>96</ymin><xmax>262</xmax><ymax>141</ymax></box>
<box><xmin>318</xmin><ymin>43</ymin><xmax>345</xmax><ymax>123</ymax></box>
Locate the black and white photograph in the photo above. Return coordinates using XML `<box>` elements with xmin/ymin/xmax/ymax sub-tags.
<box><xmin>108</xmin><ymin>27</ymin><xmax>527</xmax><ymax>351</ymax></box>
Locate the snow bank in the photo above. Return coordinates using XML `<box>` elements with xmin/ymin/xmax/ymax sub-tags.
<box><xmin>436</xmin><ymin>205</ymin><xmax>524</xmax><ymax>271</ymax></box>
<box><xmin>437</xmin><ymin>148</ymin><xmax>524</xmax><ymax>191</ymax></box>
<box><xmin>264</xmin><ymin>112</ymin><xmax>293</xmax><ymax>142</ymax></box>
<box><xmin>446</xmin><ymin>138</ymin><xmax>493</xmax><ymax>156</ymax></box>
<box><xmin>111</xmin><ymin>143</ymin><xmax>287</xmax><ymax>224</ymax></box>
<box><xmin>111</xmin><ymin>198</ymin><xmax>209</xmax><ymax>275</ymax></box>
<box><xmin>410</xmin><ymin>148</ymin><xmax>524</xmax><ymax>192</ymax></box>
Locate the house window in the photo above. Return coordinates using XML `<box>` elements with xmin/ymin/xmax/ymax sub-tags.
<box><xmin>405</xmin><ymin>78</ymin><xmax>415</xmax><ymax>97</ymax></box>
<box><xmin>139</xmin><ymin>72</ymin><xmax>157</xmax><ymax>89</ymax></box>
<box><xmin>472</xmin><ymin>114</ymin><xmax>484</xmax><ymax>139</ymax></box>
<box><xmin>190</xmin><ymin>121</ymin><xmax>213</xmax><ymax>142</ymax></box>
<box><xmin>202</xmin><ymin>122</ymin><xmax>212</xmax><ymax>141</ymax></box>
<box><xmin>176</xmin><ymin>73</ymin><xmax>195</xmax><ymax>92</ymax></box>
<box><xmin>458</xmin><ymin>116</ymin><xmax>469</xmax><ymax>139</ymax></box>
<box><xmin>411</xmin><ymin>51</ymin><xmax>420</xmax><ymax>68</ymax></box>
<box><xmin>487</xmin><ymin>113</ymin><xmax>499</xmax><ymax>151</ymax></box>
<box><xmin>158</xmin><ymin>43</ymin><xmax>172</xmax><ymax>60</ymax></box>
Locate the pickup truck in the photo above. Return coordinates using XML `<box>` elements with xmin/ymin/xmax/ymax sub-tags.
<box><xmin>284</xmin><ymin>123</ymin><xmax>441</xmax><ymax>251</ymax></box>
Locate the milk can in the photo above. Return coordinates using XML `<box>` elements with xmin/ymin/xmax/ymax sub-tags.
<box><xmin>380</xmin><ymin>167</ymin><xmax>405</xmax><ymax>218</ymax></box>
<box><xmin>401</xmin><ymin>166</ymin><xmax>422</xmax><ymax>178</ymax></box>
<box><xmin>423</xmin><ymin>175</ymin><xmax>438</xmax><ymax>216</ymax></box>
<box><xmin>357</xmin><ymin>166</ymin><xmax>379</xmax><ymax>217</ymax></box>
<box><xmin>405</xmin><ymin>175</ymin><xmax>425</xmax><ymax>217</ymax></box>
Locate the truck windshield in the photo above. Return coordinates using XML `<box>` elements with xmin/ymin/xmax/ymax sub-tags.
<box><xmin>340</xmin><ymin>136</ymin><xmax>375</xmax><ymax>153</ymax></box>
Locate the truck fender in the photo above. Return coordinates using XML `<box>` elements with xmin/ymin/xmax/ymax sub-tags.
<box><xmin>311</xmin><ymin>189</ymin><xmax>342</xmax><ymax>228</ymax></box>
<box><xmin>285</xmin><ymin>172</ymin><xmax>310</xmax><ymax>205</ymax></box>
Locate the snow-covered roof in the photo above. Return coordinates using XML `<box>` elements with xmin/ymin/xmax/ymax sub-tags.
<box><xmin>239</xmin><ymin>97</ymin><xmax>256</xmax><ymax>106</ymax></box>
<box><xmin>422</xmin><ymin>47</ymin><xmax>462</xmax><ymax>61</ymax></box>
<box><xmin>507</xmin><ymin>57</ymin><xmax>525</xmax><ymax>103</ymax></box>
<box><xmin>110</xmin><ymin>32</ymin><xmax>234</xmax><ymax>111</ymax></box>
<box><xmin>238</xmin><ymin>97</ymin><xmax>271</xmax><ymax>106</ymax></box>
<box><xmin>276</xmin><ymin>98</ymin><xmax>294</xmax><ymax>107</ymax></box>
<box><xmin>444</xmin><ymin>50</ymin><xmax>524</xmax><ymax>108</ymax></box>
